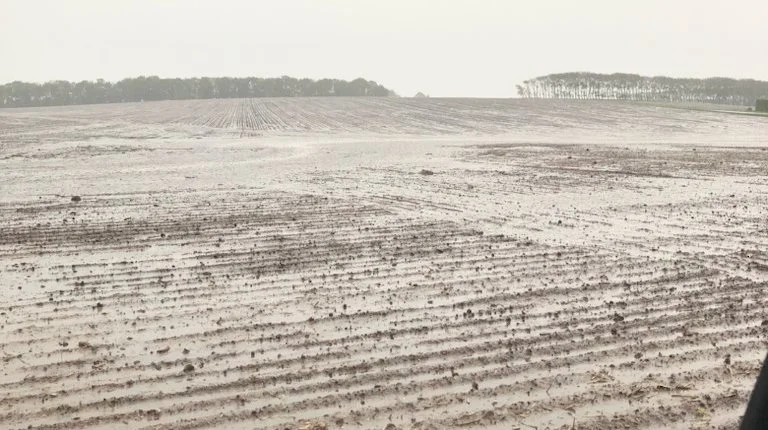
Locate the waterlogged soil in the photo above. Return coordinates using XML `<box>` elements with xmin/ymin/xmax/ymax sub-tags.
<box><xmin>1</xmin><ymin>98</ymin><xmax>767</xmax><ymax>430</ymax></box>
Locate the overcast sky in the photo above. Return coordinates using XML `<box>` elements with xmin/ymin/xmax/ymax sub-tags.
<box><xmin>1</xmin><ymin>0</ymin><xmax>767</xmax><ymax>97</ymax></box>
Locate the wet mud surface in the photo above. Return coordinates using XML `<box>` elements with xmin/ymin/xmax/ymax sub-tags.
<box><xmin>1</xmin><ymin>98</ymin><xmax>767</xmax><ymax>429</ymax></box>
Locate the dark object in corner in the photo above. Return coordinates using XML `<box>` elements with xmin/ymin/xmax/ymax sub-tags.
<box><xmin>757</xmin><ymin>99</ymin><xmax>768</xmax><ymax>113</ymax></box>
<box><xmin>741</xmin><ymin>351</ymin><xmax>768</xmax><ymax>429</ymax></box>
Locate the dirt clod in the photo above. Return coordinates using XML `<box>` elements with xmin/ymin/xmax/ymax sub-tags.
<box><xmin>297</xmin><ymin>420</ymin><xmax>327</xmax><ymax>430</ymax></box>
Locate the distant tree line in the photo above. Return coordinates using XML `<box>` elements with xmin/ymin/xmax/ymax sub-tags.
<box><xmin>517</xmin><ymin>72</ymin><xmax>768</xmax><ymax>106</ymax></box>
<box><xmin>0</xmin><ymin>76</ymin><xmax>393</xmax><ymax>108</ymax></box>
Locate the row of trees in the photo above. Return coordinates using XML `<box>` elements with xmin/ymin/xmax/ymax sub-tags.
<box><xmin>0</xmin><ymin>76</ymin><xmax>393</xmax><ymax>108</ymax></box>
<box><xmin>517</xmin><ymin>72</ymin><xmax>768</xmax><ymax>106</ymax></box>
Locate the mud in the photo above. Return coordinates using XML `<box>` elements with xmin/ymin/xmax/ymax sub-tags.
<box><xmin>1</xmin><ymin>98</ymin><xmax>767</xmax><ymax>429</ymax></box>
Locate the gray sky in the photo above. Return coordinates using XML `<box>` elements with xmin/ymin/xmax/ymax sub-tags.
<box><xmin>2</xmin><ymin>0</ymin><xmax>767</xmax><ymax>97</ymax></box>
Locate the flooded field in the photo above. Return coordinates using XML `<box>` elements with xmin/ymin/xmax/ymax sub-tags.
<box><xmin>1</xmin><ymin>98</ymin><xmax>767</xmax><ymax>429</ymax></box>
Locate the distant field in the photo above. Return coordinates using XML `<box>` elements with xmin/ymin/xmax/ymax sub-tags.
<box><xmin>1</xmin><ymin>98</ymin><xmax>767</xmax><ymax>430</ymax></box>
<box><xmin>713</xmin><ymin>110</ymin><xmax>768</xmax><ymax>118</ymax></box>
